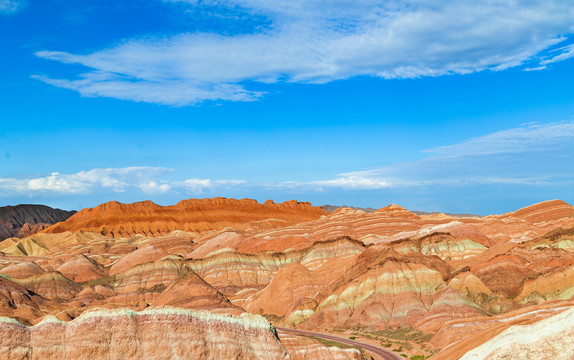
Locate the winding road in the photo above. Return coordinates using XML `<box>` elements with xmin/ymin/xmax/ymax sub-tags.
<box><xmin>277</xmin><ymin>327</ymin><xmax>406</xmax><ymax>360</ymax></box>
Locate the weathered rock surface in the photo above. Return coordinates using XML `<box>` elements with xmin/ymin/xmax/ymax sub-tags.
<box><xmin>0</xmin><ymin>205</ymin><xmax>75</xmax><ymax>241</ymax></box>
<box><xmin>0</xmin><ymin>307</ymin><xmax>290</xmax><ymax>360</ymax></box>
<box><xmin>0</xmin><ymin>262</ymin><xmax>45</xmax><ymax>279</ymax></box>
<box><xmin>0</xmin><ymin>276</ymin><xmax>48</xmax><ymax>323</ymax></box>
<box><xmin>302</xmin><ymin>253</ymin><xmax>484</xmax><ymax>332</ymax></box>
<box><xmin>429</xmin><ymin>299</ymin><xmax>574</xmax><ymax>359</ymax></box>
<box><xmin>458</xmin><ymin>305</ymin><xmax>574</xmax><ymax>360</ymax></box>
<box><xmin>41</xmin><ymin>198</ymin><xmax>327</xmax><ymax>238</ymax></box>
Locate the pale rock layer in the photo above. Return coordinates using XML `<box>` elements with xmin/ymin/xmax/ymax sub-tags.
<box><xmin>0</xmin><ymin>307</ymin><xmax>290</xmax><ymax>360</ymax></box>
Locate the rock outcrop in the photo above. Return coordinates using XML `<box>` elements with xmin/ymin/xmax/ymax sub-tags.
<box><xmin>459</xmin><ymin>305</ymin><xmax>574</xmax><ymax>359</ymax></box>
<box><xmin>0</xmin><ymin>307</ymin><xmax>290</xmax><ymax>360</ymax></box>
<box><xmin>0</xmin><ymin>205</ymin><xmax>75</xmax><ymax>241</ymax></box>
<box><xmin>429</xmin><ymin>299</ymin><xmax>574</xmax><ymax>359</ymax></box>
<box><xmin>40</xmin><ymin>198</ymin><xmax>328</xmax><ymax>238</ymax></box>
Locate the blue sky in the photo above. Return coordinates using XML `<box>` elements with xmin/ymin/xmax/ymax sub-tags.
<box><xmin>1</xmin><ymin>0</ymin><xmax>573</xmax><ymax>214</ymax></box>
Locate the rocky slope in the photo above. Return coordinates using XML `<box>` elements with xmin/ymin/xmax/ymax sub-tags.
<box><xmin>0</xmin><ymin>307</ymin><xmax>290</xmax><ymax>360</ymax></box>
<box><xmin>430</xmin><ymin>299</ymin><xmax>574</xmax><ymax>359</ymax></box>
<box><xmin>40</xmin><ymin>198</ymin><xmax>327</xmax><ymax>238</ymax></box>
<box><xmin>185</xmin><ymin>200</ymin><xmax>573</xmax><ymax>255</ymax></box>
<box><xmin>0</xmin><ymin>205</ymin><xmax>75</xmax><ymax>241</ymax></box>
<box><xmin>459</xmin><ymin>305</ymin><xmax>574</xmax><ymax>359</ymax></box>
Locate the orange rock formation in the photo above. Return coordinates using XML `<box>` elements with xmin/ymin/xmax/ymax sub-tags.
<box><xmin>41</xmin><ymin>198</ymin><xmax>328</xmax><ymax>238</ymax></box>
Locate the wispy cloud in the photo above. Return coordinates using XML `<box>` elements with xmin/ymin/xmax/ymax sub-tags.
<box><xmin>34</xmin><ymin>1</ymin><xmax>574</xmax><ymax>105</ymax></box>
<box><xmin>0</xmin><ymin>167</ymin><xmax>245</xmax><ymax>197</ymax></box>
<box><xmin>0</xmin><ymin>167</ymin><xmax>173</xmax><ymax>195</ymax></box>
<box><xmin>523</xmin><ymin>43</ymin><xmax>574</xmax><ymax>71</ymax></box>
<box><xmin>278</xmin><ymin>176</ymin><xmax>392</xmax><ymax>191</ymax></box>
<box><xmin>540</xmin><ymin>44</ymin><xmax>574</xmax><ymax>65</ymax></box>
<box><xmin>0</xmin><ymin>0</ymin><xmax>22</xmax><ymax>15</ymax></box>
<box><xmin>174</xmin><ymin>178</ymin><xmax>246</xmax><ymax>193</ymax></box>
<box><xmin>425</xmin><ymin>121</ymin><xmax>574</xmax><ymax>157</ymax></box>
<box><xmin>292</xmin><ymin>121</ymin><xmax>574</xmax><ymax>190</ymax></box>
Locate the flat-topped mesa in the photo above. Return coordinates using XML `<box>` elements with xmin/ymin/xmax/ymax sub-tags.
<box><xmin>0</xmin><ymin>307</ymin><xmax>290</xmax><ymax>360</ymax></box>
<box><xmin>40</xmin><ymin>197</ymin><xmax>328</xmax><ymax>238</ymax></box>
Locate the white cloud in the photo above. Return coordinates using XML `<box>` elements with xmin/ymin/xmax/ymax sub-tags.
<box><xmin>523</xmin><ymin>66</ymin><xmax>547</xmax><ymax>72</ymax></box>
<box><xmin>34</xmin><ymin>1</ymin><xmax>574</xmax><ymax>105</ymax></box>
<box><xmin>176</xmin><ymin>178</ymin><xmax>246</xmax><ymax>193</ymax></box>
<box><xmin>0</xmin><ymin>0</ymin><xmax>21</xmax><ymax>15</ymax></box>
<box><xmin>0</xmin><ymin>167</ymin><xmax>173</xmax><ymax>196</ymax></box>
<box><xmin>0</xmin><ymin>167</ymin><xmax>247</xmax><ymax>197</ymax></box>
<box><xmin>294</xmin><ymin>121</ymin><xmax>574</xmax><ymax>190</ymax></box>
<box><xmin>138</xmin><ymin>181</ymin><xmax>172</xmax><ymax>194</ymax></box>
<box><xmin>540</xmin><ymin>44</ymin><xmax>574</xmax><ymax>65</ymax></box>
<box><xmin>278</xmin><ymin>176</ymin><xmax>392</xmax><ymax>191</ymax></box>
<box><xmin>425</xmin><ymin>121</ymin><xmax>574</xmax><ymax>157</ymax></box>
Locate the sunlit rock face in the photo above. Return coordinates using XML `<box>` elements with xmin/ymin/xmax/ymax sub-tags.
<box><xmin>464</xmin><ymin>245</ymin><xmax>574</xmax><ymax>299</ymax></box>
<box><xmin>196</xmin><ymin>199</ymin><xmax>574</xmax><ymax>255</ymax></box>
<box><xmin>474</xmin><ymin>199</ymin><xmax>574</xmax><ymax>244</ymax></box>
<box><xmin>0</xmin><ymin>231</ymin><xmax>99</xmax><ymax>256</ymax></box>
<box><xmin>189</xmin><ymin>237</ymin><xmax>365</xmax><ymax>298</ymax></box>
<box><xmin>459</xmin><ymin>306</ymin><xmax>574</xmax><ymax>360</ymax></box>
<box><xmin>429</xmin><ymin>299</ymin><xmax>574</xmax><ymax>360</ymax></box>
<box><xmin>301</xmin><ymin>255</ymin><xmax>484</xmax><ymax>332</ymax></box>
<box><xmin>0</xmin><ymin>307</ymin><xmax>290</xmax><ymax>360</ymax></box>
<box><xmin>0</xmin><ymin>262</ymin><xmax>45</xmax><ymax>279</ymax></box>
<box><xmin>40</xmin><ymin>198</ymin><xmax>328</xmax><ymax>238</ymax></box>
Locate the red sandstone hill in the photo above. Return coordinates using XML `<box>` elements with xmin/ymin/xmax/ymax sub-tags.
<box><xmin>40</xmin><ymin>198</ymin><xmax>328</xmax><ymax>238</ymax></box>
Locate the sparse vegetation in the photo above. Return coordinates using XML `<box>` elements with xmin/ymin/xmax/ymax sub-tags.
<box><xmin>136</xmin><ymin>283</ymin><xmax>166</xmax><ymax>293</ymax></box>
<box><xmin>262</xmin><ymin>313</ymin><xmax>283</xmax><ymax>323</ymax></box>
<box><xmin>300</xmin><ymin>335</ymin><xmax>356</xmax><ymax>350</ymax></box>
<box><xmin>346</xmin><ymin>327</ymin><xmax>439</xmax><ymax>359</ymax></box>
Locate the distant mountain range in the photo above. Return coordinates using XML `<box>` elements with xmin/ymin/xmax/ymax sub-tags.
<box><xmin>322</xmin><ymin>204</ymin><xmax>482</xmax><ymax>218</ymax></box>
<box><xmin>0</xmin><ymin>205</ymin><xmax>76</xmax><ymax>241</ymax></box>
<box><xmin>0</xmin><ymin>202</ymin><xmax>483</xmax><ymax>242</ymax></box>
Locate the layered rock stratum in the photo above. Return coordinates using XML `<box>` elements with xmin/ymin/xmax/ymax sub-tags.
<box><xmin>0</xmin><ymin>197</ymin><xmax>573</xmax><ymax>359</ymax></box>
<box><xmin>0</xmin><ymin>307</ymin><xmax>290</xmax><ymax>360</ymax></box>
<box><xmin>0</xmin><ymin>205</ymin><xmax>75</xmax><ymax>241</ymax></box>
<box><xmin>40</xmin><ymin>198</ymin><xmax>327</xmax><ymax>238</ymax></box>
